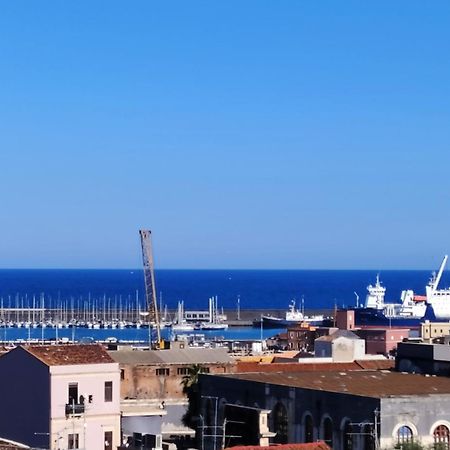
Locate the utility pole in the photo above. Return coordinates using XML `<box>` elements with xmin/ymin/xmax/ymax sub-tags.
<box><xmin>374</xmin><ymin>408</ymin><xmax>380</xmax><ymax>450</ymax></box>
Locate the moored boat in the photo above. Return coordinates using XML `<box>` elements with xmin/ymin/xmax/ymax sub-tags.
<box><xmin>352</xmin><ymin>255</ymin><xmax>450</xmax><ymax>328</ymax></box>
<box><xmin>257</xmin><ymin>300</ymin><xmax>324</xmax><ymax>328</ymax></box>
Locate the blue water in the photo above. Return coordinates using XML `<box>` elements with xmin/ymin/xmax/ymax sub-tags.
<box><xmin>0</xmin><ymin>269</ymin><xmax>447</xmax><ymax>311</ymax></box>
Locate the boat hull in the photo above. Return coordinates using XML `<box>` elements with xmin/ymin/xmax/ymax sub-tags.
<box><xmin>353</xmin><ymin>304</ymin><xmax>449</xmax><ymax>328</ymax></box>
<box><xmin>259</xmin><ymin>315</ymin><xmax>324</xmax><ymax>328</ymax></box>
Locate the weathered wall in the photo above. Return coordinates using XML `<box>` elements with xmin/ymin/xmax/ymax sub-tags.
<box><xmin>121</xmin><ymin>363</ymin><xmax>231</xmax><ymax>399</ymax></box>
<box><xmin>199</xmin><ymin>375</ymin><xmax>380</xmax><ymax>450</ymax></box>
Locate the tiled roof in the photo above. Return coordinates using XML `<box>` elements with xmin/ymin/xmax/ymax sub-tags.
<box><xmin>236</xmin><ymin>361</ymin><xmax>360</xmax><ymax>373</ymax></box>
<box><xmin>0</xmin><ymin>438</ymin><xmax>29</xmax><ymax>449</ymax></box>
<box><xmin>227</xmin><ymin>442</ymin><xmax>330</xmax><ymax>450</ymax></box>
<box><xmin>217</xmin><ymin>370</ymin><xmax>450</xmax><ymax>398</ymax></box>
<box><xmin>109</xmin><ymin>348</ymin><xmax>232</xmax><ymax>365</ymax></box>
<box><xmin>315</xmin><ymin>330</ymin><xmax>360</xmax><ymax>342</ymax></box>
<box><xmin>22</xmin><ymin>344</ymin><xmax>115</xmax><ymax>366</ymax></box>
<box><xmin>355</xmin><ymin>359</ymin><xmax>394</xmax><ymax>370</ymax></box>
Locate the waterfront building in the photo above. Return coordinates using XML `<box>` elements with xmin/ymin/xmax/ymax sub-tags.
<box><xmin>0</xmin><ymin>344</ymin><xmax>120</xmax><ymax>450</ymax></box>
<box><xmin>287</xmin><ymin>326</ymin><xmax>337</xmax><ymax>353</ymax></box>
<box><xmin>199</xmin><ymin>370</ymin><xmax>450</xmax><ymax>450</ymax></box>
<box><xmin>420</xmin><ymin>320</ymin><xmax>450</xmax><ymax>342</ymax></box>
<box><xmin>354</xmin><ymin>328</ymin><xmax>408</xmax><ymax>355</ymax></box>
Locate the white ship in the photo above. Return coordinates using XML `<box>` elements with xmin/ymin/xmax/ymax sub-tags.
<box><xmin>355</xmin><ymin>255</ymin><xmax>450</xmax><ymax>326</ymax></box>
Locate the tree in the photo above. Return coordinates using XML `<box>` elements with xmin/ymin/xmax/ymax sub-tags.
<box><xmin>181</xmin><ymin>364</ymin><xmax>203</xmax><ymax>429</ymax></box>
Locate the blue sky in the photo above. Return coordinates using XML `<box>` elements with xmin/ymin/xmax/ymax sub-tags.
<box><xmin>1</xmin><ymin>1</ymin><xmax>450</xmax><ymax>269</ymax></box>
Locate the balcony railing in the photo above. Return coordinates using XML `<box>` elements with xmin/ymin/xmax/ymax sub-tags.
<box><xmin>65</xmin><ymin>403</ymin><xmax>85</xmax><ymax>416</ymax></box>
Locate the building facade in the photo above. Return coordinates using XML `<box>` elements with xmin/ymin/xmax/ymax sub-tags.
<box><xmin>109</xmin><ymin>346</ymin><xmax>234</xmax><ymax>446</ymax></box>
<box><xmin>0</xmin><ymin>345</ymin><xmax>121</xmax><ymax>450</ymax></box>
<box><xmin>199</xmin><ymin>370</ymin><xmax>450</xmax><ymax>450</ymax></box>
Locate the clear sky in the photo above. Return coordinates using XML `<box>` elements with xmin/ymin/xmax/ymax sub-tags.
<box><xmin>1</xmin><ymin>1</ymin><xmax>450</xmax><ymax>269</ymax></box>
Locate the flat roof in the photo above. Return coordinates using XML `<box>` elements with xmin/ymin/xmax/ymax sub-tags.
<box><xmin>215</xmin><ymin>370</ymin><xmax>450</xmax><ymax>398</ymax></box>
<box><xmin>109</xmin><ymin>347</ymin><xmax>232</xmax><ymax>365</ymax></box>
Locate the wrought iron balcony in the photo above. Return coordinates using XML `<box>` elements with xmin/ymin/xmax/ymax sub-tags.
<box><xmin>65</xmin><ymin>402</ymin><xmax>85</xmax><ymax>416</ymax></box>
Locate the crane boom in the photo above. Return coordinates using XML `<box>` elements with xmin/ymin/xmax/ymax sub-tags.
<box><xmin>139</xmin><ymin>229</ymin><xmax>161</xmax><ymax>343</ymax></box>
<box><xmin>434</xmin><ymin>254</ymin><xmax>449</xmax><ymax>291</ymax></box>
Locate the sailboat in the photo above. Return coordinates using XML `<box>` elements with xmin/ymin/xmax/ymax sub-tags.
<box><xmin>195</xmin><ymin>296</ymin><xmax>228</xmax><ymax>330</ymax></box>
<box><xmin>171</xmin><ymin>301</ymin><xmax>194</xmax><ymax>331</ymax></box>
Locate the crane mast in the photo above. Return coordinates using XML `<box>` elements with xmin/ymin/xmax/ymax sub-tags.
<box><xmin>139</xmin><ymin>229</ymin><xmax>161</xmax><ymax>343</ymax></box>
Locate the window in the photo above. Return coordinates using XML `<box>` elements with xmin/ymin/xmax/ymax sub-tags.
<box><xmin>304</xmin><ymin>415</ymin><xmax>314</xmax><ymax>443</ymax></box>
<box><xmin>156</xmin><ymin>368</ymin><xmax>169</xmax><ymax>376</ymax></box>
<box><xmin>323</xmin><ymin>417</ymin><xmax>333</xmax><ymax>448</ymax></box>
<box><xmin>273</xmin><ymin>402</ymin><xmax>288</xmax><ymax>444</ymax></box>
<box><xmin>363</xmin><ymin>424</ymin><xmax>375</xmax><ymax>450</ymax></box>
<box><xmin>104</xmin><ymin>381</ymin><xmax>113</xmax><ymax>402</ymax></box>
<box><xmin>434</xmin><ymin>425</ymin><xmax>450</xmax><ymax>449</ymax></box>
<box><xmin>68</xmin><ymin>383</ymin><xmax>78</xmax><ymax>404</ymax></box>
<box><xmin>68</xmin><ymin>433</ymin><xmax>79</xmax><ymax>449</ymax></box>
<box><xmin>104</xmin><ymin>431</ymin><xmax>113</xmax><ymax>450</ymax></box>
<box><xmin>177</xmin><ymin>367</ymin><xmax>190</xmax><ymax>376</ymax></box>
<box><xmin>120</xmin><ymin>369</ymin><xmax>125</xmax><ymax>380</ymax></box>
<box><xmin>200</xmin><ymin>367</ymin><xmax>210</xmax><ymax>374</ymax></box>
<box><xmin>343</xmin><ymin>421</ymin><xmax>353</xmax><ymax>450</ymax></box>
<box><xmin>397</xmin><ymin>425</ymin><xmax>413</xmax><ymax>446</ymax></box>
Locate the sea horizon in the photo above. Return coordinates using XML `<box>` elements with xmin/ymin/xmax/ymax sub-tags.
<box><xmin>0</xmin><ymin>268</ymin><xmax>447</xmax><ymax>311</ymax></box>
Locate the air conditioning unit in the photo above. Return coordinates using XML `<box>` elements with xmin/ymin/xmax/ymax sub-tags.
<box><xmin>142</xmin><ymin>434</ymin><xmax>162</xmax><ymax>450</ymax></box>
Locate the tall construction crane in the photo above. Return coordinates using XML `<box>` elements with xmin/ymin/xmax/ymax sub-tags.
<box><xmin>139</xmin><ymin>229</ymin><xmax>161</xmax><ymax>343</ymax></box>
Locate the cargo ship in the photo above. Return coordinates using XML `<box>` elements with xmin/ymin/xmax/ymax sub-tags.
<box><xmin>352</xmin><ymin>255</ymin><xmax>450</xmax><ymax>327</ymax></box>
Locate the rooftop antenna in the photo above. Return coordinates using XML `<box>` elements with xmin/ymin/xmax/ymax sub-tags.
<box><xmin>139</xmin><ymin>229</ymin><xmax>161</xmax><ymax>343</ymax></box>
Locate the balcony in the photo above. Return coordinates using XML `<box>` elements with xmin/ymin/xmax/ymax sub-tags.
<box><xmin>65</xmin><ymin>402</ymin><xmax>85</xmax><ymax>416</ymax></box>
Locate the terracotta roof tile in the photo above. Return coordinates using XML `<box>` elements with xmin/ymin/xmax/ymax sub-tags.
<box><xmin>226</xmin><ymin>442</ymin><xmax>330</xmax><ymax>450</ymax></box>
<box><xmin>219</xmin><ymin>370</ymin><xmax>450</xmax><ymax>398</ymax></box>
<box><xmin>236</xmin><ymin>361</ymin><xmax>360</xmax><ymax>373</ymax></box>
<box><xmin>355</xmin><ymin>359</ymin><xmax>395</xmax><ymax>370</ymax></box>
<box><xmin>22</xmin><ymin>344</ymin><xmax>115</xmax><ymax>366</ymax></box>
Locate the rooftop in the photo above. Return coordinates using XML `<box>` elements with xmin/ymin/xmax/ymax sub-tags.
<box><xmin>315</xmin><ymin>330</ymin><xmax>361</xmax><ymax>342</ymax></box>
<box><xmin>235</xmin><ymin>360</ymin><xmax>394</xmax><ymax>373</ymax></box>
<box><xmin>109</xmin><ymin>347</ymin><xmax>232</xmax><ymax>365</ymax></box>
<box><xmin>226</xmin><ymin>443</ymin><xmax>330</xmax><ymax>450</ymax></box>
<box><xmin>216</xmin><ymin>370</ymin><xmax>450</xmax><ymax>398</ymax></box>
<box><xmin>22</xmin><ymin>344</ymin><xmax>115</xmax><ymax>366</ymax></box>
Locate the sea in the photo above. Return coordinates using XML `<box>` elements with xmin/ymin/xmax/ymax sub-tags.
<box><xmin>0</xmin><ymin>269</ymin><xmax>447</xmax><ymax>342</ymax></box>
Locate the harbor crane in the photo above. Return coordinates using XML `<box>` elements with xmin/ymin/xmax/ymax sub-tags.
<box><xmin>139</xmin><ymin>229</ymin><xmax>161</xmax><ymax>343</ymax></box>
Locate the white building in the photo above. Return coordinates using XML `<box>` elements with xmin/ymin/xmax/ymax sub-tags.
<box><xmin>0</xmin><ymin>344</ymin><xmax>121</xmax><ymax>450</ymax></box>
<box><xmin>314</xmin><ymin>329</ymin><xmax>366</xmax><ymax>362</ymax></box>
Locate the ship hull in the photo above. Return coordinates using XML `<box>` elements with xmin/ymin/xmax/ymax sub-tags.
<box><xmin>353</xmin><ymin>304</ymin><xmax>449</xmax><ymax>328</ymax></box>
<box><xmin>259</xmin><ymin>315</ymin><xmax>324</xmax><ymax>328</ymax></box>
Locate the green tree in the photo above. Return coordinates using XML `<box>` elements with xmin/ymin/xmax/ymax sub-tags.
<box><xmin>181</xmin><ymin>364</ymin><xmax>203</xmax><ymax>429</ymax></box>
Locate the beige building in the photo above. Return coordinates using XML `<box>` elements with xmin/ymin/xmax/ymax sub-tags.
<box><xmin>109</xmin><ymin>346</ymin><xmax>234</xmax><ymax>446</ymax></box>
<box><xmin>421</xmin><ymin>320</ymin><xmax>450</xmax><ymax>342</ymax></box>
<box><xmin>0</xmin><ymin>344</ymin><xmax>121</xmax><ymax>450</ymax></box>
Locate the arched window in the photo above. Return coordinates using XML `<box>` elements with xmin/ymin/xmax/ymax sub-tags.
<box><xmin>304</xmin><ymin>415</ymin><xmax>314</xmax><ymax>443</ymax></box>
<box><xmin>323</xmin><ymin>417</ymin><xmax>333</xmax><ymax>448</ymax></box>
<box><xmin>343</xmin><ymin>421</ymin><xmax>353</xmax><ymax>450</ymax></box>
<box><xmin>434</xmin><ymin>425</ymin><xmax>450</xmax><ymax>449</ymax></box>
<box><xmin>363</xmin><ymin>424</ymin><xmax>375</xmax><ymax>450</ymax></box>
<box><xmin>397</xmin><ymin>425</ymin><xmax>413</xmax><ymax>446</ymax></box>
<box><xmin>205</xmin><ymin>398</ymin><xmax>214</xmax><ymax>427</ymax></box>
<box><xmin>273</xmin><ymin>402</ymin><xmax>288</xmax><ymax>444</ymax></box>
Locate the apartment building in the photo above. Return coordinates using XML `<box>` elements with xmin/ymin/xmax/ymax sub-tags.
<box><xmin>0</xmin><ymin>344</ymin><xmax>121</xmax><ymax>450</ymax></box>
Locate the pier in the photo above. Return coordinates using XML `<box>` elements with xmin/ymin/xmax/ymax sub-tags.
<box><xmin>0</xmin><ymin>307</ymin><xmax>334</xmax><ymax>329</ymax></box>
